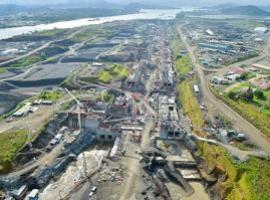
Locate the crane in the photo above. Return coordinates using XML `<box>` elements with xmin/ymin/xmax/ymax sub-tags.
<box><xmin>65</xmin><ymin>88</ymin><xmax>83</xmax><ymax>130</ymax></box>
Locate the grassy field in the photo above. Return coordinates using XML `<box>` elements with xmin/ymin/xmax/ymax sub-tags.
<box><xmin>98</xmin><ymin>64</ymin><xmax>129</xmax><ymax>84</ymax></box>
<box><xmin>174</xmin><ymin>55</ymin><xmax>192</xmax><ymax>77</ymax></box>
<box><xmin>222</xmin><ymin>95</ymin><xmax>270</xmax><ymax>138</ymax></box>
<box><xmin>212</xmin><ymin>81</ymin><xmax>270</xmax><ymax>138</ymax></box>
<box><xmin>178</xmin><ymin>80</ymin><xmax>205</xmax><ymax>132</ymax></box>
<box><xmin>0</xmin><ymin>68</ymin><xmax>7</xmax><ymax>74</ymax></box>
<box><xmin>171</xmin><ymin>26</ymin><xmax>204</xmax><ymax>134</ymax></box>
<box><xmin>39</xmin><ymin>90</ymin><xmax>64</xmax><ymax>101</ymax></box>
<box><xmin>8</xmin><ymin>54</ymin><xmax>46</xmax><ymax>68</ymax></box>
<box><xmin>0</xmin><ymin>129</ymin><xmax>28</xmax><ymax>174</ymax></box>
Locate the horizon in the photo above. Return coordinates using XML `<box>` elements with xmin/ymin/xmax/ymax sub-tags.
<box><xmin>0</xmin><ymin>0</ymin><xmax>269</xmax><ymax>7</ymax></box>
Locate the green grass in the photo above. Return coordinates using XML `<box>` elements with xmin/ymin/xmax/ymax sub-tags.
<box><xmin>198</xmin><ymin>143</ymin><xmax>270</xmax><ymax>200</ymax></box>
<box><xmin>97</xmin><ymin>64</ymin><xmax>129</xmax><ymax>84</ymax></box>
<box><xmin>170</xmin><ymin>26</ymin><xmax>182</xmax><ymax>58</ymax></box>
<box><xmin>0</xmin><ymin>68</ymin><xmax>7</xmax><ymax>74</ymax></box>
<box><xmin>174</xmin><ymin>55</ymin><xmax>192</xmax><ymax>77</ymax></box>
<box><xmin>111</xmin><ymin>64</ymin><xmax>129</xmax><ymax>78</ymax></box>
<box><xmin>9</xmin><ymin>55</ymin><xmax>46</xmax><ymax>68</ymax></box>
<box><xmin>178</xmin><ymin>80</ymin><xmax>205</xmax><ymax>133</ymax></box>
<box><xmin>222</xmin><ymin>95</ymin><xmax>270</xmax><ymax>137</ymax></box>
<box><xmin>98</xmin><ymin>70</ymin><xmax>112</xmax><ymax>83</ymax></box>
<box><xmin>39</xmin><ymin>90</ymin><xmax>64</xmax><ymax>101</ymax></box>
<box><xmin>71</xmin><ymin>31</ymin><xmax>96</xmax><ymax>42</ymax></box>
<box><xmin>171</xmin><ymin>26</ymin><xmax>204</xmax><ymax>134</ymax></box>
<box><xmin>217</xmin><ymin>82</ymin><xmax>270</xmax><ymax>138</ymax></box>
<box><xmin>212</xmin><ymin>78</ymin><xmax>270</xmax><ymax>138</ymax></box>
<box><xmin>0</xmin><ymin>129</ymin><xmax>28</xmax><ymax>173</ymax></box>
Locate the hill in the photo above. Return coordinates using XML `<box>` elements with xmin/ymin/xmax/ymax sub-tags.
<box><xmin>124</xmin><ymin>2</ymin><xmax>175</xmax><ymax>11</ymax></box>
<box><xmin>221</xmin><ymin>5</ymin><xmax>270</xmax><ymax>16</ymax></box>
<box><xmin>0</xmin><ymin>4</ymin><xmax>30</xmax><ymax>15</ymax></box>
<box><xmin>206</xmin><ymin>3</ymin><xmax>238</xmax><ymax>10</ymax></box>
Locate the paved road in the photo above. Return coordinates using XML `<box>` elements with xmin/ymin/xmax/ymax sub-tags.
<box><xmin>0</xmin><ymin>28</ymin><xmax>83</xmax><ymax>68</ymax></box>
<box><xmin>1</xmin><ymin>143</ymin><xmax>64</xmax><ymax>179</ymax></box>
<box><xmin>0</xmin><ymin>28</ymin><xmax>85</xmax><ymax>83</ymax></box>
<box><xmin>191</xmin><ymin>134</ymin><xmax>268</xmax><ymax>162</ymax></box>
<box><xmin>178</xmin><ymin>27</ymin><xmax>270</xmax><ymax>154</ymax></box>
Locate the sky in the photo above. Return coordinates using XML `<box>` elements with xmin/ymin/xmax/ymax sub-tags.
<box><xmin>0</xmin><ymin>0</ymin><xmax>269</xmax><ymax>6</ymax></box>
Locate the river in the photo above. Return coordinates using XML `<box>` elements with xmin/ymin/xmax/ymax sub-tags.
<box><xmin>0</xmin><ymin>9</ymin><xmax>184</xmax><ymax>40</ymax></box>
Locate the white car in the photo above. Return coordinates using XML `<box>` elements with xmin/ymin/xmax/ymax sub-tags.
<box><xmin>91</xmin><ymin>186</ymin><xmax>97</xmax><ymax>192</ymax></box>
<box><xmin>89</xmin><ymin>192</ymin><xmax>94</xmax><ymax>197</ymax></box>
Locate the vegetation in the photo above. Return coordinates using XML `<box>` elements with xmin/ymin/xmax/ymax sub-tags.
<box><xmin>171</xmin><ymin>26</ymin><xmax>204</xmax><ymax>134</ymax></box>
<box><xmin>199</xmin><ymin>143</ymin><xmax>270</xmax><ymax>200</ymax></box>
<box><xmin>221</xmin><ymin>5</ymin><xmax>270</xmax><ymax>16</ymax></box>
<box><xmin>217</xmin><ymin>83</ymin><xmax>270</xmax><ymax>137</ymax></box>
<box><xmin>8</xmin><ymin>54</ymin><xmax>46</xmax><ymax>68</ymax></box>
<box><xmin>178</xmin><ymin>80</ymin><xmax>205</xmax><ymax>131</ymax></box>
<box><xmin>222</xmin><ymin>94</ymin><xmax>270</xmax><ymax>137</ymax></box>
<box><xmin>98</xmin><ymin>70</ymin><xmax>112</xmax><ymax>83</ymax></box>
<box><xmin>0</xmin><ymin>6</ymin><xmax>134</xmax><ymax>29</ymax></box>
<box><xmin>0</xmin><ymin>129</ymin><xmax>28</xmax><ymax>174</ymax></box>
<box><xmin>254</xmin><ymin>89</ymin><xmax>265</xmax><ymax>100</ymax></box>
<box><xmin>39</xmin><ymin>90</ymin><xmax>64</xmax><ymax>101</ymax></box>
<box><xmin>26</xmin><ymin>8</ymin><xmax>132</xmax><ymax>24</ymax></box>
<box><xmin>0</xmin><ymin>68</ymin><xmax>6</xmax><ymax>74</ymax></box>
<box><xmin>171</xmin><ymin>26</ymin><xmax>270</xmax><ymax>200</ymax></box>
<box><xmin>227</xmin><ymin>51</ymin><xmax>260</xmax><ymax>65</ymax></box>
<box><xmin>98</xmin><ymin>64</ymin><xmax>129</xmax><ymax>84</ymax></box>
<box><xmin>174</xmin><ymin>55</ymin><xmax>192</xmax><ymax>77</ymax></box>
<box><xmin>71</xmin><ymin>31</ymin><xmax>97</xmax><ymax>42</ymax></box>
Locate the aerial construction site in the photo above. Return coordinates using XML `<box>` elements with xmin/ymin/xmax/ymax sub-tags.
<box><xmin>0</xmin><ymin>5</ymin><xmax>269</xmax><ymax>200</ymax></box>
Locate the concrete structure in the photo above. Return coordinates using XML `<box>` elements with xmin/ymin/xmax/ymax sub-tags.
<box><xmin>160</xmin><ymin>121</ymin><xmax>186</xmax><ymax>140</ymax></box>
<box><xmin>13</xmin><ymin>102</ymin><xmax>32</xmax><ymax>117</ymax></box>
<box><xmin>28</xmin><ymin>189</ymin><xmax>39</xmax><ymax>200</ymax></box>
<box><xmin>211</xmin><ymin>76</ymin><xmax>229</xmax><ymax>85</ymax></box>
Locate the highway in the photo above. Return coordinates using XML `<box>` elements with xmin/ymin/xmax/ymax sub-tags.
<box><xmin>178</xmin><ymin>27</ymin><xmax>270</xmax><ymax>154</ymax></box>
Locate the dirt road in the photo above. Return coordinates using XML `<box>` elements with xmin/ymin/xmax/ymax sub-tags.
<box><xmin>178</xmin><ymin>27</ymin><xmax>270</xmax><ymax>153</ymax></box>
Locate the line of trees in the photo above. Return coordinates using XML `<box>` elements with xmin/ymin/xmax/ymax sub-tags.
<box><xmin>228</xmin><ymin>86</ymin><xmax>265</xmax><ymax>102</ymax></box>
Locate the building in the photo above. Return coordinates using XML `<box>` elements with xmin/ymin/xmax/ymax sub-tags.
<box><xmin>211</xmin><ymin>76</ymin><xmax>229</xmax><ymax>85</ymax></box>
<box><xmin>227</xmin><ymin>74</ymin><xmax>241</xmax><ymax>81</ymax></box>
<box><xmin>250</xmin><ymin>78</ymin><xmax>270</xmax><ymax>90</ymax></box>
<box><xmin>206</xmin><ymin>29</ymin><xmax>215</xmax><ymax>36</ymax></box>
<box><xmin>254</xmin><ymin>27</ymin><xmax>268</xmax><ymax>34</ymax></box>
<box><xmin>198</xmin><ymin>43</ymin><xmax>231</xmax><ymax>52</ymax></box>
<box><xmin>160</xmin><ymin>121</ymin><xmax>186</xmax><ymax>140</ymax></box>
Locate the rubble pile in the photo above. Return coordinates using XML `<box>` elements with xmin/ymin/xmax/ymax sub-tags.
<box><xmin>97</xmin><ymin>167</ymin><xmax>124</xmax><ymax>185</ymax></box>
<box><xmin>39</xmin><ymin>150</ymin><xmax>107</xmax><ymax>200</ymax></box>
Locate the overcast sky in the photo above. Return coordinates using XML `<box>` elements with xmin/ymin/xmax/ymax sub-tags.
<box><xmin>0</xmin><ymin>0</ymin><xmax>269</xmax><ymax>6</ymax></box>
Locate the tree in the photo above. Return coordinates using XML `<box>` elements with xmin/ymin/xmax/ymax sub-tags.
<box><xmin>254</xmin><ymin>89</ymin><xmax>265</xmax><ymax>100</ymax></box>
<box><xmin>228</xmin><ymin>91</ymin><xmax>237</xmax><ymax>100</ymax></box>
<box><xmin>241</xmin><ymin>86</ymin><xmax>254</xmax><ymax>102</ymax></box>
<box><xmin>237</xmin><ymin>72</ymin><xmax>249</xmax><ymax>81</ymax></box>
